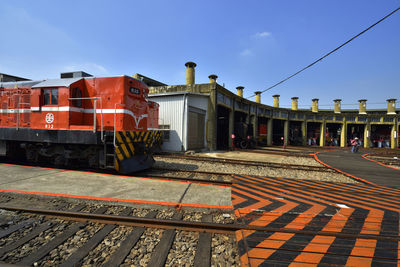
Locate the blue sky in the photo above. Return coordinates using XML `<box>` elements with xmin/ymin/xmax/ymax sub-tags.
<box><xmin>1</xmin><ymin>0</ymin><xmax>399</xmax><ymax>109</ymax></box>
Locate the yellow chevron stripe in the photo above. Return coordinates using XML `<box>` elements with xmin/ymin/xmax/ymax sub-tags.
<box><xmin>114</xmin><ymin>159</ymin><xmax>119</xmax><ymax>172</ymax></box>
<box><xmin>116</xmin><ymin>133</ymin><xmax>131</xmax><ymax>158</ymax></box>
<box><xmin>128</xmin><ymin>131</ymin><xmax>136</xmax><ymax>142</ymax></box>
<box><xmin>148</xmin><ymin>132</ymin><xmax>154</xmax><ymax>142</ymax></box>
<box><xmin>115</xmin><ymin>147</ymin><xmax>124</xmax><ymax>161</ymax></box>
<box><xmin>123</xmin><ymin>131</ymin><xmax>135</xmax><ymax>155</ymax></box>
<box><xmin>116</xmin><ymin>132</ymin><xmax>123</xmax><ymax>145</ymax></box>
<box><xmin>144</xmin><ymin>131</ymin><xmax>150</xmax><ymax>141</ymax></box>
<box><xmin>120</xmin><ymin>144</ymin><xmax>130</xmax><ymax>158</ymax></box>
<box><xmin>133</xmin><ymin>131</ymin><xmax>139</xmax><ymax>142</ymax></box>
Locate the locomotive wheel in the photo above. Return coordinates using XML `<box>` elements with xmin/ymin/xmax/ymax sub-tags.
<box><xmin>26</xmin><ymin>149</ymin><xmax>38</xmax><ymax>162</ymax></box>
<box><xmin>54</xmin><ymin>155</ymin><xmax>66</xmax><ymax>166</ymax></box>
<box><xmin>240</xmin><ymin>140</ymin><xmax>248</xmax><ymax>149</ymax></box>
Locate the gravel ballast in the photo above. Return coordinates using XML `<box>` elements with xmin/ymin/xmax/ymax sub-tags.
<box><xmin>154</xmin><ymin>155</ymin><xmax>359</xmax><ymax>184</ymax></box>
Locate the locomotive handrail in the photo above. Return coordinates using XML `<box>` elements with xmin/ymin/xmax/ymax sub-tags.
<box><xmin>16</xmin><ymin>101</ymin><xmax>30</xmax><ymax>130</ymax></box>
<box><xmin>114</xmin><ymin>103</ymin><xmax>125</xmax><ymax>147</ymax></box>
<box><xmin>68</xmin><ymin>97</ymin><xmax>104</xmax><ymax>142</ymax></box>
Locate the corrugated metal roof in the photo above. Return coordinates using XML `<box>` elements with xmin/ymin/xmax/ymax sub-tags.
<box><xmin>1</xmin><ymin>80</ymin><xmax>44</xmax><ymax>88</ymax></box>
<box><xmin>32</xmin><ymin>78</ymin><xmax>83</xmax><ymax>88</ymax></box>
<box><xmin>0</xmin><ymin>72</ymin><xmax>31</xmax><ymax>81</ymax></box>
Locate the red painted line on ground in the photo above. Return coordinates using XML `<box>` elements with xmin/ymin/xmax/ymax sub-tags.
<box><xmin>0</xmin><ymin>188</ymin><xmax>234</xmax><ymax>210</ymax></box>
<box><xmin>0</xmin><ymin>162</ymin><xmax>230</xmax><ymax>188</ymax></box>
<box><xmin>311</xmin><ymin>151</ymin><xmax>377</xmax><ymax>186</ymax></box>
<box><xmin>362</xmin><ymin>153</ymin><xmax>400</xmax><ymax>171</ymax></box>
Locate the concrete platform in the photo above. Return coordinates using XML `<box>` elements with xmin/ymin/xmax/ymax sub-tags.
<box><xmin>0</xmin><ymin>163</ymin><xmax>232</xmax><ymax>209</ymax></box>
<box><xmin>316</xmin><ymin>149</ymin><xmax>400</xmax><ymax>187</ymax></box>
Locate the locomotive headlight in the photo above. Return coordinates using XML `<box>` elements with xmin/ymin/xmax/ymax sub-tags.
<box><xmin>129</xmin><ymin>87</ymin><xmax>140</xmax><ymax>95</ymax></box>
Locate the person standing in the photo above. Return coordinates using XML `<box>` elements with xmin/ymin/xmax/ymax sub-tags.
<box><xmin>351</xmin><ymin>137</ymin><xmax>360</xmax><ymax>153</ymax></box>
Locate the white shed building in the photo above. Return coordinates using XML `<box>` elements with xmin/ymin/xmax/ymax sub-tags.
<box><xmin>148</xmin><ymin>92</ymin><xmax>209</xmax><ymax>152</ymax></box>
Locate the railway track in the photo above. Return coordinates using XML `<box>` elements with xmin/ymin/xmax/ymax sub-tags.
<box><xmin>242</xmin><ymin>148</ymin><xmax>315</xmax><ymax>158</ymax></box>
<box><xmin>0</xmin><ymin>203</ymin><xmax>239</xmax><ymax>266</ymax></box>
<box><xmin>136</xmin><ymin>168</ymin><xmax>233</xmax><ymax>186</ymax></box>
<box><xmin>2</xmin><ymin>203</ymin><xmax>399</xmax><ymax>266</ymax></box>
<box><xmin>364</xmin><ymin>153</ymin><xmax>400</xmax><ymax>168</ymax></box>
<box><xmin>158</xmin><ymin>154</ymin><xmax>332</xmax><ymax>172</ymax></box>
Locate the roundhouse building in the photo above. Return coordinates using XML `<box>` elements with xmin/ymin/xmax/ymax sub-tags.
<box><xmin>143</xmin><ymin>62</ymin><xmax>399</xmax><ymax>151</ymax></box>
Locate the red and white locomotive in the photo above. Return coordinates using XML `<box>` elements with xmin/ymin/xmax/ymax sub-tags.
<box><xmin>0</xmin><ymin>72</ymin><xmax>162</xmax><ymax>173</ymax></box>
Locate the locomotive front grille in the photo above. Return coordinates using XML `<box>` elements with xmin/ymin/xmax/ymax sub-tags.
<box><xmin>113</xmin><ymin>130</ymin><xmax>162</xmax><ymax>173</ymax></box>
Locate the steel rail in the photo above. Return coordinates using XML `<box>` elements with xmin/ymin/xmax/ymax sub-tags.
<box><xmin>243</xmin><ymin>149</ymin><xmax>314</xmax><ymax>158</ymax></box>
<box><xmin>134</xmin><ymin>172</ymin><xmax>232</xmax><ymax>186</ymax></box>
<box><xmin>139</xmin><ymin>168</ymin><xmax>233</xmax><ymax>185</ymax></box>
<box><xmin>1</xmin><ymin>205</ymin><xmax>399</xmax><ymax>241</ymax></box>
<box><xmin>150</xmin><ymin>166</ymin><xmax>235</xmax><ymax>177</ymax></box>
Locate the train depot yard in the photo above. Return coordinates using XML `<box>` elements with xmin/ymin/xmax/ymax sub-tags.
<box><xmin>0</xmin><ymin>146</ymin><xmax>399</xmax><ymax>266</ymax></box>
<box><xmin>0</xmin><ymin>61</ymin><xmax>399</xmax><ymax>267</ymax></box>
<box><xmin>1</xmin><ymin>0</ymin><xmax>400</xmax><ymax>266</ymax></box>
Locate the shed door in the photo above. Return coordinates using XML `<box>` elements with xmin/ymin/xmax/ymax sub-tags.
<box><xmin>187</xmin><ymin>106</ymin><xmax>206</xmax><ymax>150</ymax></box>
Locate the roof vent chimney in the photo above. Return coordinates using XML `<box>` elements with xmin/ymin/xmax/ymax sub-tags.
<box><xmin>272</xmin><ymin>95</ymin><xmax>280</xmax><ymax>108</ymax></box>
<box><xmin>185</xmin><ymin>62</ymin><xmax>196</xmax><ymax>85</ymax></box>
<box><xmin>208</xmin><ymin>74</ymin><xmax>218</xmax><ymax>84</ymax></box>
<box><xmin>255</xmin><ymin>91</ymin><xmax>261</xmax><ymax>103</ymax></box>
<box><xmin>387</xmin><ymin>99</ymin><xmax>397</xmax><ymax>114</ymax></box>
<box><xmin>358</xmin><ymin>99</ymin><xmax>367</xmax><ymax>114</ymax></box>
<box><xmin>312</xmin><ymin>98</ymin><xmax>319</xmax><ymax>113</ymax></box>
<box><xmin>236</xmin><ymin>86</ymin><xmax>244</xmax><ymax>97</ymax></box>
<box><xmin>333</xmin><ymin>99</ymin><xmax>341</xmax><ymax>114</ymax></box>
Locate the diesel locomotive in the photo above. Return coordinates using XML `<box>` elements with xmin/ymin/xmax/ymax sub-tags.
<box><xmin>0</xmin><ymin>73</ymin><xmax>162</xmax><ymax>173</ymax></box>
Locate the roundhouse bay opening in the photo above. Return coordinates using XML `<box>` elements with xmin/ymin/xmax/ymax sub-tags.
<box><xmin>216</xmin><ymin>105</ymin><xmax>230</xmax><ymax>150</ymax></box>
<box><xmin>272</xmin><ymin>119</ymin><xmax>285</xmax><ymax>145</ymax></box>
<box><xmin>347</xmin><ymin>123</ymin><xmax>365</xmax><ymax>146</ymax></box>
<box><xmin>257</xmin><ymin>117</ymin><xmax>268</xmax><ymax>146</ymax></box>
<box><xmin>371</xmin><ymin>124</ymin><xmax>392</xmax><ymax>148</ymax></box>
<box><xmin>233</xmin><ymin>111</ymin><xmax>251</xmax><ymax>149</ymax></box>
<box><xmin>325</xmin><ymin>123</ymin><xmax>342</xmax><ymax>146</ymax></box>
<box><xmin>288</xmin><ymin>121</ymin><xmax>303</xmax><ymax>146</ymax></box>
<box><xmin>306</xmin><ymin>122</ymin><xmax>321</xmax><ymax>146</ymax></box>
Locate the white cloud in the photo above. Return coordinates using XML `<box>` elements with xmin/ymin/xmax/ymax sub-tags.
<box><xmin>0</xmin><ymin>6</ymin><xmax>76</xmax><ymax>51</ymax></box>
<box><xmin>253</xmin><ymin>31</ymin><xmax>272</xmax><ymax>38</ymax></box>
<box><xmin>63</xmin><ymin>63</ymin><xmax>109</xmax><ymax>76</ymax></box>
<box><xmin>240</xmin><ymin>49</ymin><xmax>253</xmax><ymax>57</ymax></box>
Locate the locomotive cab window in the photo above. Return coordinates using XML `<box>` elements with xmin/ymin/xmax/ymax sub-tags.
<box><xmin>72</xmin><ymin>87</ymin><xmax>82</xmax><ymax>107</ymax></box>
<box><xmin>43</xmin><ymin>89</ymin><xmax>58</xmax><ymax>105</ymax></box>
